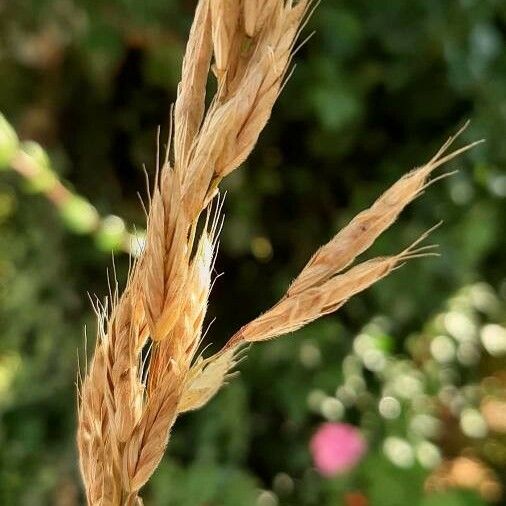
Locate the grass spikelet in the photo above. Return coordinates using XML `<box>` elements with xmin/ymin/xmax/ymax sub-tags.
<box><xmin>226</xmin><ymin>228</ymin><xmax>441</xmax><ymax>345</ymax></box>
<box><xmin>288</xmin><ymin>126</ymin><xmax>482</xmax><ymax>297</ymax></box>
<box><xmin>77</xmin><ymin>306</ymin><xmax>121</xmax><ymax>504</ymax></box>
<box><xmin>123</xmin><ymin>360</ymin><xmax>182</xmax><ymax>495</ymax></box>
<box><xmin>174</xmin><ymin>0</ymin><xmax>213</xmax><ymax>166</ymax></box>
<box><xmin>178</xmin><ymin>347</ymin><xmax>241</xmax><ymax>413</ymax></box>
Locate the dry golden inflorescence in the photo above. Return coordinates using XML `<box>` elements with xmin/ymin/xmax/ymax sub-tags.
<box><xmin>76</xmin><ymin>1</ymin><xmax>481</xmax><ymax>504</ymax></box>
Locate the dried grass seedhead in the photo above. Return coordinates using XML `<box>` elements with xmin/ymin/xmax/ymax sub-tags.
<box><xmin>77</xmin><ymin>1</ymin><xmax>481</xmax><ymax>504</ymax></box>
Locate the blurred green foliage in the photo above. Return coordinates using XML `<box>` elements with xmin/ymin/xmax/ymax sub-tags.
<box><xmin>0</xmin><ymin>0</ymin><xmax>505</xmax><ymax>505</ymax></box>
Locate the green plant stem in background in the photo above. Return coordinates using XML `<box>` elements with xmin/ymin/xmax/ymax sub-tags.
<box><xmin>0</xmin><ymin>113</ymin><xmax>143</xmax><ymax>256</ymax></box>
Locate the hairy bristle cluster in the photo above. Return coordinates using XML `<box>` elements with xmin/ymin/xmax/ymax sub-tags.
<box><xmin>76</xmin><ymin>1</ymin><xmax>480</xmax><ymax>504</ymax></box>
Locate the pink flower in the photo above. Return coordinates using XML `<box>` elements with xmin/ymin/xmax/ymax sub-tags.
<box><xmin>310</xmin><ymin>423</ymin><xmax>366</xmax><ymax>476</ymax></box>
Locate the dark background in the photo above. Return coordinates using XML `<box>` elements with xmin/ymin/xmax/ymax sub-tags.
<box><xmin>0</xmin><ymin>1</ymin><xmax>505</xmax><ymax>504</ymax></box>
